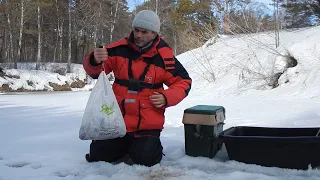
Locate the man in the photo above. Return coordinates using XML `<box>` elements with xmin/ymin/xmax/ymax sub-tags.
<box><xmin>83</xmin><ymin>10</ymin><xmax>192</xmax><ymax>167</ymax></box>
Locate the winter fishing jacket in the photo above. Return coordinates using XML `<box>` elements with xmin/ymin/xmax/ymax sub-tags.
<box><xmin>83</xmin><ymin>32</ymin><xmax>192</xmax><ymax>132</ymax></box>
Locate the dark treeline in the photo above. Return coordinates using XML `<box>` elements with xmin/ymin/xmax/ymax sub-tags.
<box><xmin>0</xmin><ymin>0</ymin><xmax>318</xmax><ymax>71</ymax></box>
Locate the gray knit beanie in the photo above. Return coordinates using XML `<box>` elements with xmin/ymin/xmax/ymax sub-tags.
<box><xmin>132</xmin><ymin>10</ymin><xmax>160</xmax><ymax>33</ymax></box>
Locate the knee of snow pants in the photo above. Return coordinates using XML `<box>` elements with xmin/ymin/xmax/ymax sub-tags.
<box><xmin>89</xmin><ymin>137</ymin><xmax>127</xmax><ymax>162</ymax></box>
<box><xmin>128</xmin><ymin>130</ymin><xmax>163</xmax><ymax>167</ymax></box>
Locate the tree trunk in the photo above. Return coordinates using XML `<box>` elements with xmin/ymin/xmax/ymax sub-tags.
<box><xmin>173</xmin><ymin>3</ymin><xmax>177</xmax><ymax>55</ymax></box>
<box><xmin>110</xmin><ymin>0</ymin><xmax>120</xmax><ymax>43</ymax></box>
<box><xmin>53</xmin><ymin>31</ymin><xmax>57</xmax><ymax>62</ymax></box>
<box><xmin>155</xmin><ymin>0</ymin><xmax>158</xmax><ymax>14</ymax></box>
<box><xmin>213</xmin><ymin>0</ymin><xmax>230</xmax><ymax>34</ymax></box>
<box><xmin>2</xmin><ymin>29</ymin><xmax>6</xmax><ymax>63</ymax></box>
<box><xmin>82</xmin><ymin>28</ymin><xmax>87</xmax><ymax>62</ymax></box>
<box><xmin>53</xmin><ymin>0</ymin><xmax>59</xmax><ymax>63</ymax></box>
<box><xmin>173</xmin><ymin>30</ymin><xmax>177</xmax><ymax>56</ymax></box>
<box><xmin>94</xmin><ymin>27</ymin><xmax>98</xmax><ymax>48</ymax></box>
<box><xmin>223</xmin><ymin>0</ymin><xmax>230</xmax><ymax>33</ymax></box>
<box><xmin>36</xmin><ymin>0</ymin><xmax>42</xmax><ymax>70</ymax></box>
<box><xmin>67</xmin><ymin>2</ymin><xmax>72</xmax><ymax>73</ymax></box>
<box><xmin>274</xmin><ymin>0</ymin><xmax>280</xmax><ymax>48</ymax></box>
<box><xmin>0</xmin><ymin>29</ymin><xmax>4</xmax><ymax>63</ymax></box>
<box><xmin>6</xmin><ymin>8</ymin><xmax>13</xmax><ymax>64</ymax></box>
<box><xmin>73</xmin><ymin>11</ymin><xmax>79</xmax><ymax>63</ymax></box>
<box><xmin>56</xmin><ymin>0</ymin><xmax>63</xmax><ymax>63</ymax></box>
<box><xmin>58</xmin><ymin>23</ymin><xmax>63</xmax><ymax>63</ymax></box>
<box><xmin>17</xmin><ymin>0</ymin><xmax>25</xmax><ymax>69</ymax></box>
<box><xmin>276</xmin><ymin>0</ymin><xmax>280</xmax><ymax>47</ymax></box>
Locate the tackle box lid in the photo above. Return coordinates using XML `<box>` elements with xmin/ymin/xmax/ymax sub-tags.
<box><xmin>184</xmin><ymin>105</ymin><xmax>225</xmax><ymax>115</ymax></box>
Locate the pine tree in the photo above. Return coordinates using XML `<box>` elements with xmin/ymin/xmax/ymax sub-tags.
<box><xmin>281</xmin><ymin>0</ymin><xmax>320</xmax><ymax>28</ymax></box>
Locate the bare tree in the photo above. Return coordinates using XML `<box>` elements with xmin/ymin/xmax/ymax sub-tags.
<box><xmin>36</xmin><ymin>0</ymin><xmax>42</xmax><ymax>70</ymax></box>
<box><xmin>67</xmin><ymin>0</ymin><xmax>72</xmax><ymax>73</ymax></box>
<box><xmin>110</xmin><ymin>0</ymin><xmax>120</xmax><ymax>43</ymax></box>
<box><xmin>16</xmin><ymin>0</ymin><xmax>25</xmax><ymax>68</ymax></box>
<box><xmin>173</xmin><ymin>3</ymin><xmax>177</xmax><ymax>56</ymax></box>
<box><xmin>273</xmin><ymin>0</ymin><xmax>280</xmax><ymax>48</ymax></box>
<box><xmin>228</xmin><ymin>1</ymin><xmax>276</xmax><ymax>34</ymax></box>
<box><xmin>213</xmin><ymin>0</ymin><xmax>231</xmax><ymax>34</ymax></box>
<box><xmin>5</xmin><ymin>1</ymin><xmax>13</xmax><ymax>63</ymax></box>
<box><xmin>155</xmin><ymin>0</ymin><xmax>158</xmax><ymax>14</ymax></box>
<box><xmin>54</xmin><ymin>0</ymin><xmax>64</xmax><ymax>63</ymax></box>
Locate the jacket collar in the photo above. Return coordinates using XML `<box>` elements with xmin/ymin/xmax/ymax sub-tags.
<box><xmin>126</xmin><ymin>31</ymin><xmax>160</xmax><ymax>58</ymax></box>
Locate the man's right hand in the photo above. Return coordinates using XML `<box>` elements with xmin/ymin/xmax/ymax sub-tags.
<box><xmin>93</xmin><ymin>47</ymin><xmax>108</xmax><ymax>64</ymax></box>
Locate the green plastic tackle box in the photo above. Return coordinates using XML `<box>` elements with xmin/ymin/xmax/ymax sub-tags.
<box><xmin>183</xmin><ymin>105</ymin><xmax>226</xmax><ymax>158</ymax></box>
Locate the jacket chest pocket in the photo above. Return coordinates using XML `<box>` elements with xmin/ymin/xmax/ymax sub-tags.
<box><xmin>139</xmin><ymin>99</ymin><xmax>165</xmax><ymax>128</ymax></box>
<box><xmin>124</xmin><ymin>98</ymin><xmax>139</xmax><ymax>116</ymax></box>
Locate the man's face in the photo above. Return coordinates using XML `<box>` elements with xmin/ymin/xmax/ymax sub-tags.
<box><xmin>133</xmin><ymin>27</ymin><xmax>157</xmax><ymax>47</ymax></box>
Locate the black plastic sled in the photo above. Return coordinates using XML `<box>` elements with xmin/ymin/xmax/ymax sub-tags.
<box><xmin>219</xmin><ymin>126</ymin><xmax>320</xmax><ymax>170</ymax></box>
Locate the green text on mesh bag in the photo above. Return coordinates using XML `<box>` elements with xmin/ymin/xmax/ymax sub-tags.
<box><xmin>101</xmin><ymin>102</ymin><xmax>115</xmax><ymax>115</ymax></box>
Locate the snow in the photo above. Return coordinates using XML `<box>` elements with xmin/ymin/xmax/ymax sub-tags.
<box><xmin>1</xmin><ymin>26</ymin><xmax>320</xmax><ymax>179</ymax></box>
<box><xmin>180</xmin><ymin>26</ymin><xmax>320</xmax><ymax>99</ymax></box>
<box><xmin>0</xmin><ymin>63</ymin><xmax>94</xmax><ymax>91</ymax></box>
<box><xmin>0</xmin><ymin>63</ymin><xmax>116</xmax><ymax>92</ymax></box>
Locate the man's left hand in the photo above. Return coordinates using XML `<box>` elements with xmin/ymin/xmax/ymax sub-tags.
<box><xmin>149</xmin><ymin>92</ymin><xmax>166</xmax><ymax>108</ymax></box>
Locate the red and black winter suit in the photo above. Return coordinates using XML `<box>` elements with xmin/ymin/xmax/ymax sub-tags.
<box><xmin>83</xmin><ymin>32</ymin><xmax>192</xmax><ymax>166</ymax></box>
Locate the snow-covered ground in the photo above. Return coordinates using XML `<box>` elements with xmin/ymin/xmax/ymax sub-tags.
<box><xmin>1</xmin><ymin>26</ymin><xmax>320</xmax><ymax>179</ymax></box>
<box><xmin>180</xmin><ymin>26</ymin><xmax>320</xmax><ymax>100</ymax></box>
<box><xmin>1</xmin><ymin>92</ymin><xmax>320</xmax><ymax>180</ymax></box>
<box><xmin>0</xmin><ymin>63</ymin><xmax>94</xmax><ymax>92</ymax></box>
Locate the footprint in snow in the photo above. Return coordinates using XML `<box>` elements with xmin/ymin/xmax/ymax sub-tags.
<box><xmin>5</xmin><ymin>161</ymin><xmax>31</xmax><ymax>168</ymax></box>
<box><xmin>55</xmin><ymin>171</ymin><xmax>69</xmax><ymax>178</ymax></box>
<box><xmin>30</xmin><ymin>162</ymin><xmax>42</xmax><ymax>169</ymax></box>
<box><xmin>0</xmin><ymin>157</ymin><xmax>3</xmax><ymax>160</ymax></box>
<box><xmin>54</xmin><ymin>169</ymin><xmax>79</xmax><ymax>178</ymax></box>
<box><xmin>143</xmin><ymin>167</ymin><xmax>184</xmax><ymax>180</ymax></box>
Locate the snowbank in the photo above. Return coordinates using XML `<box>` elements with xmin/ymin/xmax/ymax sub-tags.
<box><xmin>177</xmin><ymin>26</ymin><xmax>320</xmax><ymax>99</ymax></box>
<box><xmin>0</xmin><ymin>63</ymin><xmax>94</xmax><ymax>92</ymax></box>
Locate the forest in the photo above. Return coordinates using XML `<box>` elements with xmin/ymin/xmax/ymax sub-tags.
<box><xmin>0</xmin><ymin>0</ymin><xmax>319</xmax><ymax>72</ymax></box>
